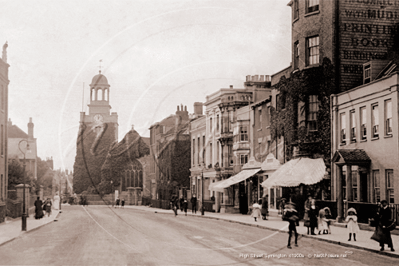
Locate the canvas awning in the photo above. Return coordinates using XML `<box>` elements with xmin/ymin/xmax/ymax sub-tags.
<box><xmin>261</xmin><ymin>158</ymin><xmax>326</xmax><ymax>188</ymax></box>
<box><xmin>212</xmin><ymin>168</ymin><xmax>262</xmax><ymax>192</ymax></box>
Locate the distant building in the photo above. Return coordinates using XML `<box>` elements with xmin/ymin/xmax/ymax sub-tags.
<box><xmin>8</xmin><ymin>118</ymin><xmax>37</xmax><ymax>179</ymax></box>
<box><xmin>0</xmin><ymin>42</ymin><xmax>9</xmax><ymax>223</ymax></box>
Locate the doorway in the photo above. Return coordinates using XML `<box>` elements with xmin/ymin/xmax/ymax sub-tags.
<box><xmin>360</xmin><ymin>171</ymin><xmax>368</xmax><ymax>202</ymax></box>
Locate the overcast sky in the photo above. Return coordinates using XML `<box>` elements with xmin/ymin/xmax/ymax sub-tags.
<box><xmin>0</xmin><ymin>0</ymin><xmax>291</xmax><ymax>171</ymax></box>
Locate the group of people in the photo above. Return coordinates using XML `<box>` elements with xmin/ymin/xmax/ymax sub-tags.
<box><xmin>170</xmin><ymin>194</ymin><xmax>198</xmax><ymax>216</ymax></box>
<box><xmin>303</xmin><ymin>195</ymin><xmax>333</xmax><ymax>235</ymax></box>
<box><xmin>114</xmin><ymin>198</ymin><xmax>125</xmax><ymax>208</ymax></box>
<box><xmin>34</xmin><ymin>196</ymin><xmax>55</xmax><ymax>219</ymax></box>
<box><xmin>251</xmin><ymin>196</ymin><xmax>269</xmax><ymax>222</ymax></box>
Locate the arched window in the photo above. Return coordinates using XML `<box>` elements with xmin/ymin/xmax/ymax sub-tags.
<box><xmin>97</xmin><ymin>88</ymin><xmax>103</xmax><ymax>100</ymax></box>
<box><xmin>91</xmin><ymin>88</ymin><xmax>95</xmax><ymax>101</ymax></box>
<box><xmin>104</xmin><ymin>89</ymin><xmax>108</xmax><ymax>101</ymax></box>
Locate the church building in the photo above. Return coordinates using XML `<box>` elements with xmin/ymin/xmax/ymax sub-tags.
<box><xmin>73</xmin><ymin>71</ymin><xmax>118</xmax><ymax>194</ymax></box>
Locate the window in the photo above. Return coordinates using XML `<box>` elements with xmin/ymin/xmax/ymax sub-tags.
<box><xmin>307</xmin><ymin>36</ymin><xmax>319</xmax><ymax>66</ymax></box>
<box><xmin>210</xmin><ymin>117</ymin><xmax>213</xmax><ymax>133</ymax></box>
<box><xmin>340</xmin><ymin>113</ymin><xmax>346</xmax><ymax>144</ymax></box>
<box><xmin>293</xmin><ymin>0</ymin><xmax>299</xmax><ymax>20</ymax></box>
<box><xmin>192</xmin><ymin>139</ymin><xmax>195</xmax><ymax>166</ymax></box>
<box><xmin>97</xmin><ymin>88</ymin><xmax>103</xmax><ymax>101</ymax></box>
<box><xmin>202</xmin><ymin>136</ymin><xmax>205</xmax><ymax>165</ymax></box>
<box><xmin>306</xmin><ymin>0</ymin><xmax>319</xmax><ymax>13</ymax></box>
<box><xmin>240</xmin><ymin>126</ymin><xmax>248</xmax><ymax>141</ymax></box>
<box><xmin>267</xmin><ymin>106</ymin><xmax>271</xmax><ymax>127</ymax></box>
<box><xmin>373</xmin><ymin>170</ymin><xmax>380</xmax><ymax>203</ymax></box>
<box><xmin>197</xmin><ymin>137</ymin><xmax>200</xmax><ymax>166</ymax></box>
<box><xmin>294</xmin><ymin>41</ymin><xmax>299</xmax><ymax>69</ymax></box>
<box><xmin>308</xmin><ymin>95</ymin><xmax>319</xmax><ymax>132</ymax></box>
<box><xmin>352</xmin><ymin>170</ymin><xmax>357</xmax><ymax>201</ymax></box>
<box><xmin>364</xmin><ymin>64</ymin><xmax>371</xmax><ymax>84</ymax></box>
<box><xmin>350</xmin><ymin>110</ymin><xmax>356</xmax><ymax>141</ymax></box>
<box><xmin>386</xmin><ymin>169</ymin><xmax>394</xmax><ymax>203</ymax></box>
<box><xmin>259</xmin><ymin>108</ymin><xmax>262</xmax><ymax>129</ymax></box>
<box><xmin>342</xmin><ymin>165</ymin><xmax>347</xmax><ymax>200</ymax></box>
<box><xmin>210</xmin><ymin>143</ymin><xmax>213</xmax><ymax>165</ymax></box>
<box><xmin>385</xmin><ymin>99</ymin><xmax>392</xmax><ymax>135</ymax></box>
<box><xmin>228</xmin><ymin>145</ymin><xmax>233</xmax><ymax>166</ymax></box>
<box><xmin>216</xmin><ymin>115</ymin><xmax>219</xmax><ymax>132</ymax></box>
<box><xmin>372</xmin><ymin>104</ymin><xmax>379</xmax><ymax>138</ymax></box>
<box><xmin>240</xmin><ymin>154</ymin><xmax>248</xmax><ymax>165</ymax></box>
<box><xmin>360</xmin><ymin>107</ymin><xmax>367</xmax><ymax>140</ymax></box>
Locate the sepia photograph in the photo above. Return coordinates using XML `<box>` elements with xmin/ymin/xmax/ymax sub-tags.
<box><xmin>0</xmin><ymin>0</ymin><xmax>399</xmax><ymax>265</ymax></box>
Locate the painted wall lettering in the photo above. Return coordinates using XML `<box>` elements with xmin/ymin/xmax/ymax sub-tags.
<box><xmin>342</xmin><ymin>50</ymin><xmax>387</xmax><ymax>60</ymax></box>
<box><xmin>342</xmin><ymin>64</ymin><xmax>363</xmax><ymax>74</ymax></box>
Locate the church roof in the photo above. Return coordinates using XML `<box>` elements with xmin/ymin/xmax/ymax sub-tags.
<box><xmin>8</xmin><ymin>124</ymin><xmax>28</xmax><ymax>138</ymax></box>
<box><xmin>90</xmin><ymin>73</ymin><xmax>109</xmax><ymax>87</ymax></box>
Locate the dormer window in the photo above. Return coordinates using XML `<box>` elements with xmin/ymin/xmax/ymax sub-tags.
<box><xmin>364</xmin><ymin>63</ymin><xmax>371</xmax><ymax>84</ymax></box>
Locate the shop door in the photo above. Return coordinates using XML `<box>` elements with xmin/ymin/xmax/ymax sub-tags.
<box><xmin>360</xmin><ymin>172</ymin><xmax>368</xmax><ymax>202</ymax></box>
<box><xmin>239</xmin><ymin>182</ymin><xmax>248</xmax><ymax>214</ymax></box>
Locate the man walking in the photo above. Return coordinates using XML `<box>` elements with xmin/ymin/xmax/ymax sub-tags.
<box><xmin>191</xmin><ymin>194</ymin><xmax>197</xmax><ymax>214</ymax></box>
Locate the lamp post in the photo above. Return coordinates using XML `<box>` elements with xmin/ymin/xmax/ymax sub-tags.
<box><xmin>201</xmin><ymin>164</ymin><xmax>205</xmax><ymax>216</ymax></box>
<box><xmin>18</xmin><ymin>139</ymin><xmax>30</xmax><ymax>231</ymax></box>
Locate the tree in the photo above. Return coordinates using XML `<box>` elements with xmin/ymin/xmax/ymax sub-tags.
<box><xmin>8</xmin><ymin>158</ymin><xmax>25</xmax><ymax>190</ymax></box>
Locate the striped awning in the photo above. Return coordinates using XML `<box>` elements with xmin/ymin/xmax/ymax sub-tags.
<box><xmin>261</xmin><ymin>158</ymin><xmax>326</xmax><ymax>188</ymax></box>
<box><xmin>211</xmin><ymin>168</ymin><xmax>262</xmax><ymax>192</ymax></box>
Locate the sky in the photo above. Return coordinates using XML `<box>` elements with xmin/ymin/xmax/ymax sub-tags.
<box><xmin>0</xmin><ymin>0</ymin><xmax>291</xmax><ymax>171</ymax></box>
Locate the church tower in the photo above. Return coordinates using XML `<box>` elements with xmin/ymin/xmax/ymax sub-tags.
<box><xmin>73</xmin><ymin>71</ymin><xmax>119</xmax><ymax>194</ymax></box>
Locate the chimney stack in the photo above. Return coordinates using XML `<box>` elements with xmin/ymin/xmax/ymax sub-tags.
<box><xmin>230</xmin><ymin>85</ymin><xmax>233</xmax><ymax>89</ymax></box>
<box><xmin>194</xmin><ymin>102</ymin><xmax>203</xmax><ymax>116</ymax></box>
<box><xmin>28</xmin><ymin>117</ymin><xmax>34</xmax><ymax>140</ymax></box>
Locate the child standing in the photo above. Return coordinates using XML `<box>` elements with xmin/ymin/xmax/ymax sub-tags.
<box><xmin>345</xmin><ymin>207</ymin><xmax>359</xmax><ymax>241</ymax></box>
<box><xmin>251</xmin><ymin>200</ymin><xmax>261</xmax><ymax>222</ymax></box>
<box><xmin>183</xmin><ymin>199</ymin><xmax>188</xmax><ymax>216</ymax></box>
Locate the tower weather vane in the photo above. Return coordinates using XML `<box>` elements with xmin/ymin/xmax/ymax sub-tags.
<box><xmin>99</xmin><ymin>59</ymin><xmax>103</xmax><ymax>74</ymax></box>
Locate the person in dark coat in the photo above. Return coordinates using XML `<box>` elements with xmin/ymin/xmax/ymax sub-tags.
<box><xmin>284</xmin><ymin>201</ymin><xmax>299</xmax><ymax>249</ymax></box>
<box><xmin>121</xmin><ymin>198</ymin><xmax>125</xmax><ymax>208</ymax></box>
<box><xmin>375</xmin><ymin>200</ymin><xmax>395</xmax><ymax>251</ymax></box>
<box><xmin>179</xmin><ymin>196</ymin><xmax>184</xmax><ymax>212</ymax></box>
<box><xmin>43</xmin><ymin>198</ymin><xmax>52</xmax><ymax>217</ymax></box>
<box><xmin>261</xmin><ymin>196</ymin><xmax>268</xmax><ymax>220</ymax></box>
<box><xmin>182</xmin><ymin>199</ymin><xmax>188</xmax><ymax>216</ymax></box>
<box><xmin>34</xmin><ymin>197</ymin><xmax>44</xmax><ymax>219</ymax></box>
<box><xmin>191</xmin><ymin>194</ymin><xmax>197</xmax><ymax>214</ymax></box>
<box><xmin>170</xmin><ymin>194</ymin><xmax>178</xmax><ymax>216</ymax></box>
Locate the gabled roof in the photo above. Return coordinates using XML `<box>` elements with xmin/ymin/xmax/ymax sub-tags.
<box><xmin>8</xmin><ymin>124</ymin><xmax>28</xmax><ymax>138</ymax></box>
<box><xmin>332</xmin><ymin>149</ymin><xmax>371</xmax><ymax>165</ymax></box>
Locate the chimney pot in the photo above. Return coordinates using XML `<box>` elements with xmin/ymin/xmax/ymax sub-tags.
<box><xmin>230</xmin><ymin>85</ymin><xmax>233</xmax><ymax>89</ymax></box>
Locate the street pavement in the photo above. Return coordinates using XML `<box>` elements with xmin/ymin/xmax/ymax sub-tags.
<box><xmin>0</xmin><ymin>204</ymin><xmax>398</xmax><ymax>265</ymax></box>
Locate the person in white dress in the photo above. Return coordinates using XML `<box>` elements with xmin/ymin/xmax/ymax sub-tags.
<box><xmin>53</xmin><ymin>193</ymin><xmax>60</xmax><ymax>211</ymax></box>
<box><xmin>251</xmin><ymin>200</ymin><xmax>261</xmax><ymax>222</ymax></box>
<box><xmin>345</xmin><ymin>207</ymin><xmax>359</xmax><ymax>241</ymax></box>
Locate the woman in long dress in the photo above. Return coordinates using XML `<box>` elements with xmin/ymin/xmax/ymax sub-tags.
<box><xmin>53</xmin><ymin>193</ymin><xmax>60</xmax><ymax>210</ymax></box>
<box><xmin>34</xmin><ymin>197</ymin><xmax>44</xmax><ymax>219</ymax></box>
<box><xmin>251</xmin><ymin>200</ymin><xmax>261</xmax><ymax>222</ymax></box>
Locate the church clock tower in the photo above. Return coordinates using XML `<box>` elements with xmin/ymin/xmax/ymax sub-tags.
<box><xmin>73</xmin><ymin>71</ymin><xmax>119</xmax><ymax>194</ymax></box>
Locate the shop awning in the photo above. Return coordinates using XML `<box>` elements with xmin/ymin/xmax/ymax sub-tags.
<box><xmin>209</xmin><ymin>179</ymin><xmax>229</xmax><ymax>192</ymax></box>
<box><xmin>261</xmin><ymin>158</ymin><xmax>326</xmax><ymax>188</ymax></box>
<box><xmin>212</xmin><ymin>168</ymin><xmax>262</xmax><ymax>192</ymax></box>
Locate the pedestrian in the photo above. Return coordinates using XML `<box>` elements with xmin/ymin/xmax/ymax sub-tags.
<box><xmin>261</xmin><ymin>196</ymin><xmax>268</xmax><ymax>220</ymax></box>
<box><xmin>115</xmin><ymin>197</ymin><xmax>120</xmax><ymax>208</ymax></box>
<box><xmin>121</xmin><ymin>198</ymin><xmax>125</xmax><ymax>208</ymax></box>
<box><xmin>53</xmin><ymin>192</ymin><xmax>60</xmax><ymax>211</ymax></box>
<box><xmin>191</xmin><ymin>194</ymin><xmax>197</xmax><ymax>214</ymax></box>
<box><xmin>183</xmin><ymin>199</ymin><xmax>188</xmax><ymax>216</ymax></box>
<box><xmin>34</xmin><ymin>197</ymin><xmax>44</xmax><ymax>219</ymax></box>
<box><xmin>284</xmin><ymin>201</ymin><xmax>299</xmax><ymax>249</ymax></box>
<box><xmin>318</xmin><ymin>207</ymin><xmax>332</xmax><ymax>234</ymax></box>
<box><xmin>371</xmin><ymin>200</ymin><xmax>395</xmax><ymax>251</ymax></box>
<box><xmin>345</xmin><ymin>207</ymin><xmax>359</xmax><ymax>241</ymax></box>
<box><xmin>251</xmin><ymin>200</ymin><xmax>261</xmax><ymax>222</ymax></box>
<box><xmin>170</xmin><ymin>194</ymin><xmax>178</xmax><ymax>216</ymax></box>
<box><xmin>279</xmin><ymin>198</ymin><xmax>286</xmax><ymax>215</ymax></box>
<box><xmin>43</xmin><ymin>198</ymin><xmax>52</xmax><ymax>217</ymax></box>
<box><xmin>179</xmin><ymin>196</ymin><xmax>184</xmax><ymax>212</ymax></box>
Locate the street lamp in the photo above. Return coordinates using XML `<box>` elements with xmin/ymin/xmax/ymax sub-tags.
<box><xmin>201</xmin><ymin>164</ymin><xmax>205</xmax><ymax>216</ymax></box>
<box><xmin>18</xmin><ymin>139</ymin><xmax>30</xmax><ymax>231</ymax></box>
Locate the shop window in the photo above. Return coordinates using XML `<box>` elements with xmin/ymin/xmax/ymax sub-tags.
<box><xmin>308</xmin><ymin>95</ymin><xmax>319</xmax><ymax>132</ymax></box>
<box><xmin>342</xmin><ymin>166</ymin><xmax>347</xmax><ymax>200</ymax></box>
<box><xmin>372</xmin><ymin>104</ymin><xmax>379</xmax><ymax>138</ymax></box>
<box><xmin>373</xmin><ymin>170</ymin><xmax>380</xmax><ymax>203</ymax></box>
<box><xmin>386</xmin><ymin>169</ymin><xmax>394</xmax><ymax>204</ymax></box>
<box><xmin>306</xmin><ymin>0</ymin><xmax>319</xmax><ymax>13</ymax></box>
<box><xmin>385</xmin><ymin>99</ymin><xmax>392</xmax><ymax>135</ymax></box>
<box><xmin>240</xmin><ymin>126</ymin><xmax>248</xmax><ymax>142</ymax></box>
<box><xmin>294</xmin><ymin>41</ymin><xmax>299</xmax><ymax>69</ymax></box>
<box><xmin>307</xmin><ymin>36</ymin><xmax>319</xmax><ymax>66</ymax></box>
<box><xmin>340</xmin><ymin>113</ymin><xmax>346</xmax><ymax>144</ymax></box>
<box><xmin>192</xmin><ymin>139</ymin><xmax>195</xmax><ymax>166</ymax></box>
<box><xmin>202</xmin><ymin>135</ymin><xmax>206</xmax><ymax>165</ymax></box>
<box><xmin>360</xmin><ymin>107</ymin><xmax>367</xmax><ymax>140</ymax></box>
<box><xmin>350</xmin><ymin>110</ymin><xmax>356</xmax><ymax>142</ymax></box>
